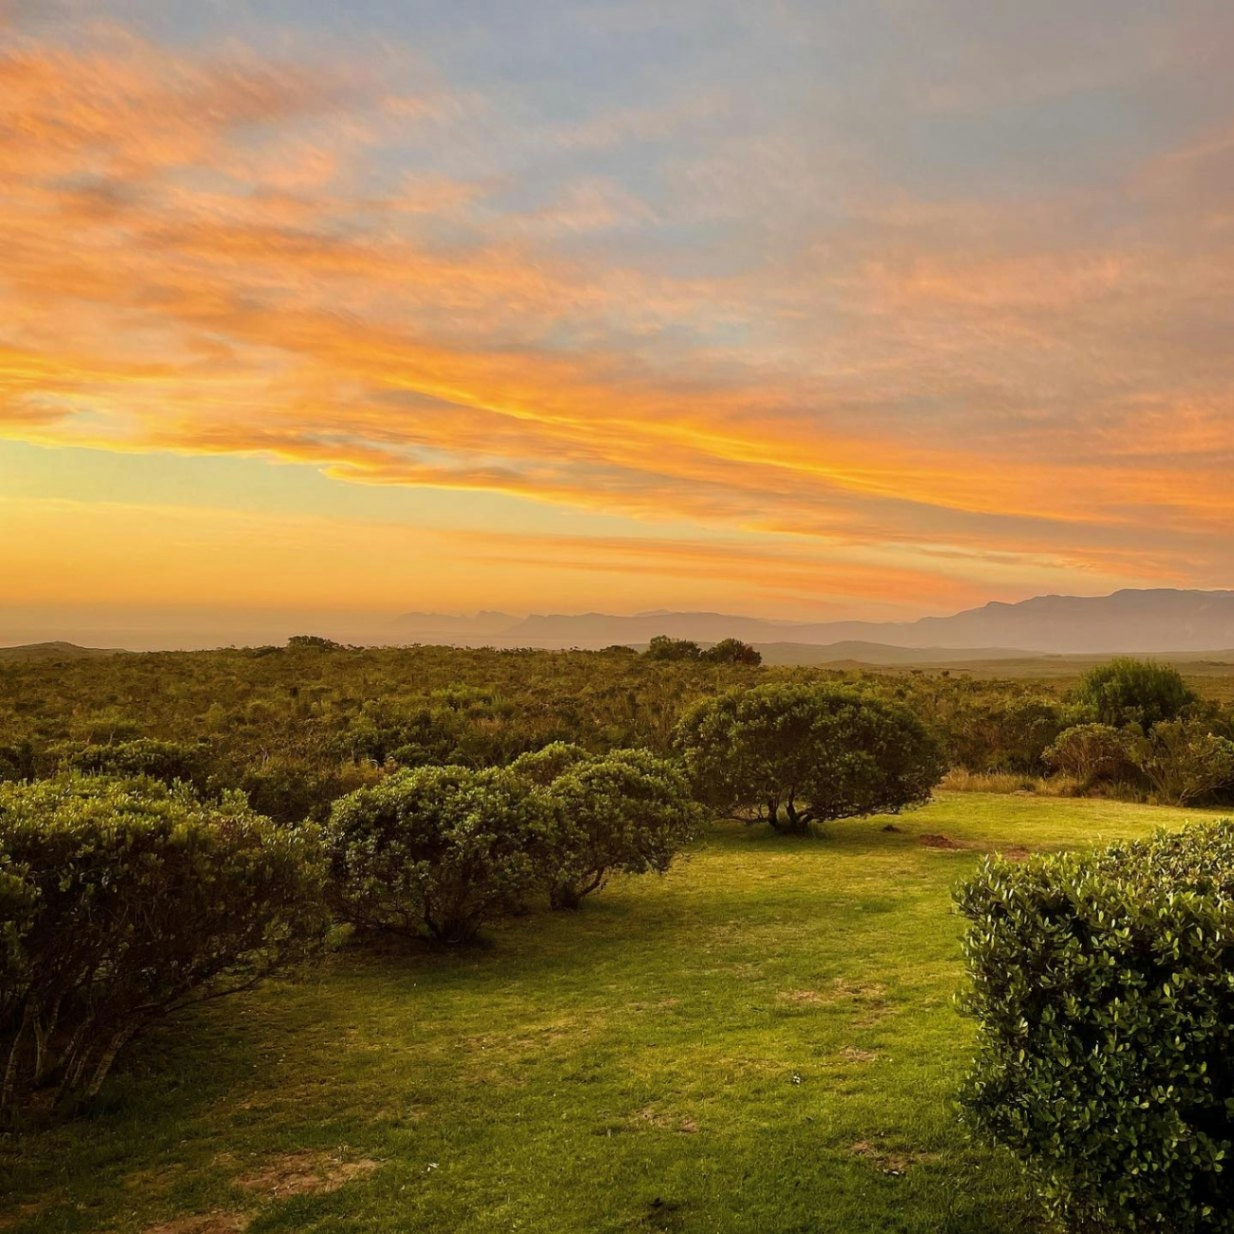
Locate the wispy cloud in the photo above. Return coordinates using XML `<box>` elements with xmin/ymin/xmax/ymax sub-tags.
<box><xmin>1</xmin><ymin>6</ymin><xmax>1232</xmax><ymax>616</ymax></box>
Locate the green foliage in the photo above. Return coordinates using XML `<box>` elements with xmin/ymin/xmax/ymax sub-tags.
<box><xmin>958</xmin><ymin>822</ymin><xmax>1234</xmax><ymax>1233</ymax></box>
<box><xmin>1073</xmin><ymin>657</ymin><xmax>1198</xmax><ymax>729</ymax></box>
<box><xmin>508</xmin><ymin>741</ymin><xmax>591</xmax><ymax>786</ymax></box>
<box><xmin>64</xmin><ymin>738</ymin><xmax>208</xmax><ymax>788</ymax></box>
<box><xmin>1131</xmin><ymin>719</ymin><xmax>1234</xmax><ymax>806</ymax></box>
<box><xmin>701</xmin><ymin>638</ymin><xmax>763</xmax><ymax>666</ymax></box>
<box><xmin>644</xmin><ymin>635</ymin><xmax>702</xmax><ymax>661</ymax></box>
<box><xmin>1043</xmin><ymin>722</ymin><xmax>1136</xmax><ymax>787</ymax></box>
<box><xmin>324</xmin><ymin>765</ymin><xmax>555</xmax><ymax>943</ymax></box>
<box><xmin>0</xmin><ymin>775</ymin><xmax>327</xmax><ymax>1123</ymax></box>
<box><xmin>674</xmin><ymin>682</ymin><xmax>944</xmax><ymax>833</ymax></box>
<box><xmin>10</xmin><ymin>791</ymin><xmax>1195</xmax><ymax>1234</ymax></box>
<box><xmin>0</xmin><ymin>741</ymin><xmax>35</xmax><ymax>783</ymax></box>
<box><xmin>536</xmin><ymin>748</ymin><xmax>702</xmax><ymax>909</ymax></box>
<box><xmin>0</xmin><ymin>643</ymin><xmax>1220</xmax><ymax>822</ymax></box>
<box><xmin>932</xmin><ymin>691</ymin><xmax>1069</xmax><ymax>774</ymax></box>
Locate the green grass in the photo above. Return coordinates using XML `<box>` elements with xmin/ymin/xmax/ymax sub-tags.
<box><xmin>1</xmin><ymin>792</ymin><xmax>1223</xmax><ymax>1234</ymax></box>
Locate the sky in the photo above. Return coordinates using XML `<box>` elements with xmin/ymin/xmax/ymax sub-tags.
<box><xmin>2</xmin><ymin>0</ymin><xmax>1233</xmax><ymax>644</ymax></box>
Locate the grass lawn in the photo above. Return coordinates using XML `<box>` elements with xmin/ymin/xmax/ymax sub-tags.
<box><xmin>1</xmin><ymin>792</ymin><xmax>1223</xmax><ymax>1234</ymax></box>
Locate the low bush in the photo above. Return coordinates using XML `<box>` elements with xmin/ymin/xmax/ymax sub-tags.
<box><xmin>536</xmin><ymin>749</ymin><xmax>701</xmax><ymax>909</ymax></box>
<box><xmin>65</xmin><ymin>738</ymin><xmax>209</xmax><ymax>789</ymax></box>
<box><xmin>1043</xmin><ymin>723</ymin><xmax>1136</xmax><ymax>789</ymax></box>
<box><xmin>1132</xmin><ymin>720</ymin><xmax>1234</xmax><ymax>806</ymax></box>
<box><xmin>957</xmin><ymin>821</ymin><xmax>1234</xmax><ymax>1233</ymax></box>
<box><xmin>324</xmin><ymin>765</ymin><xmax>554</xmax><ymax>943</ymax></box>
<box><xmin>0</xmin><ymin>775</ymin><xmax>327</xmax><ymax>1122</ymax></box>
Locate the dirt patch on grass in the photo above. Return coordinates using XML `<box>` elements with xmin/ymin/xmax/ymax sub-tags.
<box><xmin>631</xmin><ymin>1105</ymin><xmax>699</xmax><ymax>1134</ymax></box>
<box><xmin>780</xmin><ymin>978</ymin><xmax>888</xmax><ymax>1025</ymax></box>
<box><xmin>144</xmin><ymin>1213</ymin><xmax>250</xmax><ymax>1234</ymax></box>
<box><xmin>919</xmin><ymin>833</ymin><xmax>965</xmax><ymax>850</ymax></box>
<box><xmin>920</xmin><ymin>834</ymin><xmax>1035</xmax><ymax>860</ymax></box>
<box><xmin>780</xmin><ymin>988</ymin><xmax>826</xmax><ymax>1005</ymax></box>
<box><xmin>850</xmin><ymin>1140</ymin><xmax>938</xmax><ymax>1176</ymax></box>
<box><xmin>839</xmin><ymin>1046</ymin><xmax>879</xmax><ymax>1064</ymax></box>
<box><xmin>234</xmin><ymin>1152</ymin><xmax>380</xmax><ymax>1199</ymax></box>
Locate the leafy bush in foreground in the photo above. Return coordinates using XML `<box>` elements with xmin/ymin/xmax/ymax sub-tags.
<box><xmin>325</xmin><ymin>765</ymin><xmax>554</xmax><ymax>943</ymax></box>
<box><xmin>674</xmin><ymin>682</ymin><xmax>944</xmax><ymax>834</ymax></box>
<box><xmin>0</xmin><ymin>775</ymin><xmax>327</xmax><ymax>1122</ymax></box>
<box><xmin>957</xmin><ymin>821</ymin><xmax>1234</xmax><ymax>1233</ymax></box>
<box><xmin>536</xmin><ymin>749</ymin><xmax>702</xmax><ymax>909</ymax></box>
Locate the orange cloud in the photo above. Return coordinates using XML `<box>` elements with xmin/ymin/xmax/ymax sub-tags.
<box><xmin>1</xmin><ymin>22</ymin><xmax>1232</xmax><ymax>617</ymax></box>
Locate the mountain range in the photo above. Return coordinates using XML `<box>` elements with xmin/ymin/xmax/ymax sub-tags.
<box><xmin>397</xmin><ymin>589</ymin><xmax>1234</xmax><ymax>655</ymax></box>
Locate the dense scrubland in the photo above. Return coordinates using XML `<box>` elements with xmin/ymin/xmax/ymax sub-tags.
<box><xmin>3</xmin><ymin>640</ymin><xmax>1234</xmax><ymax>1233</ymax></box>
<box><xmin>3</xmin><ymin>641</ymin><xmax>1231</xmax><ymax>821</ymax></box>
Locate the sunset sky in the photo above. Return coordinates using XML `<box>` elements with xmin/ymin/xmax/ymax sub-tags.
<box><xmin>2</xmin><ymin>1</ymin><xmax>1233</xmax><ymax>644</ymax></box>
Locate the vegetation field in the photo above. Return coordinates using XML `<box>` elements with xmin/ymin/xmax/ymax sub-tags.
<box><xmin>2</xmin><ymin>792</ymin><xmax>1217</xmax><ymax>1234</ymax></box>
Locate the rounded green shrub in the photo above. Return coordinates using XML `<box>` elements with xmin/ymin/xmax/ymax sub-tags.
<box><xmin>536</xmin><ymin>748</ymin><xmax>702</xmax><ymax>909</ymax></box>
<box><xmin>65</xmin><ymin>738</ymin><xmax>208</xmax><ymax>789</ymax></box>
<box><xmin>324</xmin><ymin>765</ymin><xmax>554</xmax><ymax>943</ymax></box>
<box><xmin>957</xmin><ymin>821</ymin><xmax>1234</xmax><ymax>1233</ymax></box>
<box><xmin>674</xmin><ymin>682</ymin><xmax>944</xmax><ymax>834</ymax></box>
<box><xmin>0</xmin><ymin>775</ymin><xmax>327</xmax><ymax>1122</ymax></box>
<box><xmin>509</xmin><ymin>742</ymin><xmax>592</xmax><ymax>787</ymax></box>
<box><xmin>1073</xmin><ymin>658</ymin><xmax>1197</xmax><ymax>730</ymax></box>
<box><xmin>1043</xmin><ymin>722</ymin><xmax>1136</xmax><ymax>787</ymax></box>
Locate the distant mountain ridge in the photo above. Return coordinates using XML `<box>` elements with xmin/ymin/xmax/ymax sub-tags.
<box><xmin>396</xmin><ymin>589</ymin><xmax>1234</xmax><ymax>654</ymax></box>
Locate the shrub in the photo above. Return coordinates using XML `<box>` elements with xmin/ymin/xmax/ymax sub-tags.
<box><xmin>324</xmin><ymin>765</ymin><xmax>554</xmax><ymax>943</ymax></box>
<box><xmin>1043</xmin><ymin>723</ymin><xmax>1136</xmax><ymax>787</ymax></box>
<box><xmin>1073</xmin><ymin>658</ymin><xmax>1197</xmax><ymax>730</ymax></box>
<box><xmin>1131</xmin><ymin>720</ymin><xmax>1234</xmax><ymax>806</ymax></box>
<box><xmin>644</xmin><ymin>635</ymin><xmax>702</xmax><ymax>661</ymax></box>
<box><xmin>700</xmin><ymin>638</ymin><xmax>762</xmax><ymax>666</ymax></box>
<box><xmin>673</xmin><ymin>682</ymin><xmax>944</xmax><ymax>834</ymax></box>
<box><xmin>0</xmin><ymin>775</ymin><xmax>327</xmax><ymax>1122</ymax></box>
<box><xmin>65</xmin><ymin>738</ymin><xmax>208</xmax><ymax>788</ymax></box>
<box><xmin>957</xmin><ymin>822</ymin><xmax>1234</xmax><ymax>1233</ymax></box>
<box><xmin>536</xmin><ymin>749</ymin><xmax>702</xmax><ymax>909</ymax></box>
<box><xmin>509</xmin><ymin>742</ymin><xmax>592</xmax><ymax>786</ymax></box>
<box><xmin>0</xmin><ymin>742</ymin><xmax>36</xmax><ymax>784</ymax></box>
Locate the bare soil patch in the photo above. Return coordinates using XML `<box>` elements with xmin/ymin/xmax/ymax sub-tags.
<box><xmin>234</xmin><ymin>1151</ymin><xmax>380</xmax><ymax>1199</ymax></box>
<box><xmin>849</xmin><ymin>1140</ymin><xmax>938</xmax><ymax>1176</ymax></box>
<box><xmin>918</xmin><ymin>833</ymin><xmax>964</xmax><ymax>850</ymax></box>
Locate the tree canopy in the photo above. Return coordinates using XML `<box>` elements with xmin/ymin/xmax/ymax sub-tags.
<box><xmin>674</xmin><ymin>682</ymin><xmax>945</xmax><ymax>834</ymax></box>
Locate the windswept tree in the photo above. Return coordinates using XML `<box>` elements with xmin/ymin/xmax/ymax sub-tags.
<box><xmin>674</xmin><ymin>683</ymin><xmax>944</xmax><ymax>834</ymax></box>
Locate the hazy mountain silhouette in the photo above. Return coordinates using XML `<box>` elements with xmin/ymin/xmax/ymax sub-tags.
<box><xmin>396</xmin><ymin>590</ymin><xmax>1234</xmax><ymax>654</ymax></box>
